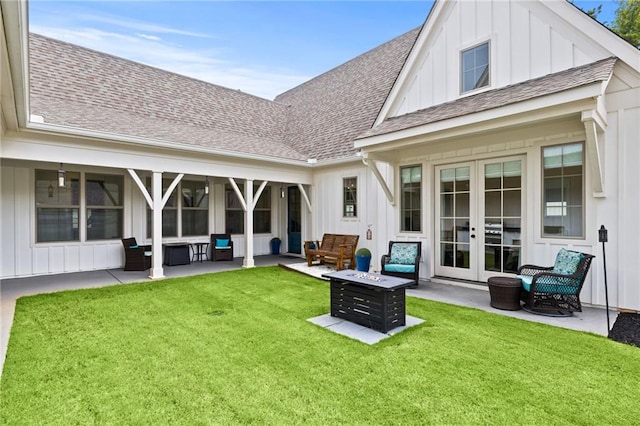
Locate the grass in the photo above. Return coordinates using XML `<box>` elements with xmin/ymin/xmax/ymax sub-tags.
<box><xmin>1</xmin><ymin>266</ymin><xmax>639</xmax><ymax>425</ymax></box>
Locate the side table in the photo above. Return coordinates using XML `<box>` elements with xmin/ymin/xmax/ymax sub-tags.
<box><xmin>488</xmin><ymin>276</ymin><xmax>522</xmax><ymax>311</ymax></box>
<box><xmin>192</xmin><ymin>242</ymin><xmax>209</xmax><ymax>262</ymax></box>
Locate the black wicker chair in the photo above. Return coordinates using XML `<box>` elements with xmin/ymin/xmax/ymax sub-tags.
<box><xmin>518</xmin><ymin>249</ymin><xmax>595</xmax><ymax>316</ymax></box>
<box><xmin>211</xmin><ymin>233</ymin><xmax>234</xmax><ymax>261</ymax></box>
<box><xmin>121</xmin><ymin>237</ymin><xmax>152</xmax><ymax>271</ymax></box>
<box><xmin>381</xmin><ymin>241</ymin><xmax>421</xmax><ymax>288</ymax></box>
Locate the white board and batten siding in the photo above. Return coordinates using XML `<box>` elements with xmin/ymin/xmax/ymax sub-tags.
<box><xmin>390</xmin><ymin>0</ymin><xmax>611</xmax><ymax>118</ymax></box>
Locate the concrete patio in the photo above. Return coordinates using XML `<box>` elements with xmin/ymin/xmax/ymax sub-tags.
<box><xmin>1</xmin><ymin>255</ymin><xmax>616</xmax><ymax>376</ymax></box>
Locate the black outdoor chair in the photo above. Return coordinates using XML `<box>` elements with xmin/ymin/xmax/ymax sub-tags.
<box><xmin>518</xmin><ymin>249</ymin><xmax>595</xmax><ymax>316</ymax></box>
<box><xmin>211</xmin><ymin>233</ymin><xmax>234</xmax><ymax>261</ymax></box>
<box><xmin>381</xmin><ymin>241</ymin><xmax>421</xmax><ymax>288</ymax></box>
<box><xmin>121</xmin><ymin>237</ymin><xmax>152</xmax><ymax>271</ymax></box>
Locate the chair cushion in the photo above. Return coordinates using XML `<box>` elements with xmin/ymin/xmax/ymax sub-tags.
<box><xmin>216</xmin><ymin>239</ymin><xmax>229</xmax><ymax>248</ymax></box>
<box><xmin>130</xmin><ymin>245</ymin><xmax>138</xmax><ymax>248</ymax></box>
<box><xmin>553</xmin><ymin>249</ymin><xmax>583</xmax><ymax>275</ymax></box>
<box><xmin>144</xmin><ymin>251</ymin><xmax>152</xmax><ymax>257</ymax></box>
<box><xmin>518</xmin><ymin>274</ymin><xmax>576</xmax><ymax>294</ymax></box>
<box><xmin>384</xmin><ymin>264</ymin><xmax>415</xmax><ymax>273</ymax></box>
<box><xmin>389</xmin><ymin>244</ymin><xmax>418</xmax><ymax>265</ymax></box>
<box><xmin>517</xmin><ymin>275</ymin><xmax>533</xmax><ymax>291</ymax></box>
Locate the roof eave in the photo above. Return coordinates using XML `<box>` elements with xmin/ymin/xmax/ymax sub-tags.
<box><xmin>25</xmin><ymin>121</ymin><xmax>311</xmax><ymax>166</ymax></box>
<box><xmin>355</xmin><ymin>81</ymin><xmax>606</xmax><ymax>150</ymax></box>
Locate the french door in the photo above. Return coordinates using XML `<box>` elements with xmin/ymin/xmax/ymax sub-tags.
<box><xmin>435</xmin><ymin>157</ymin><xmax>524</xmax><ymax>282</ymax></box>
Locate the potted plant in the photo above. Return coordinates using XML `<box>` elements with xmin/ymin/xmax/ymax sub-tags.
<box><xmin>270</xmin><ymin>237</ymin><xmax>282</xmax><ymax>255</ymax></box>
<box><xmin>355</xmin><ymin>247</ymin><xmax>372</xmax><ymax>272</ymax></box>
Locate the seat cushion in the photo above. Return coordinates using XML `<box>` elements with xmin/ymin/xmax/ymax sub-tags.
<box><xmin>553</xmin><ymin>249</ymin><xmax>583</xmax><ymax>275</ymax></box>
<box><xmin>517</xmin><ymin>275</ymin><xmax>533</xmax><ymax>291</ymax></box>
<box><xmin>517</xmin><ymin>274</ymin><xmax>576</xmax><ymax>294</ymax></box>
<box><xmin>215</xmin><ymin>239</ymin><xmax>229</xmax><ymax>247</ymax></box>
<box><xmin>384</xmin><ymin>264</ymin><xmax>415</xmax><ymax>273</ymax></box>
<box><xmin>389</xmin><ymin>244</ymin><xmax>418</xmax><ymax>265</ymax></box>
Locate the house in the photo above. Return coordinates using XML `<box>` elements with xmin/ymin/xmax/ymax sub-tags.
<box><xmin>1</xmin><ymin>1</ymin><xmax>639</xmax><ymax>311</ymax></box>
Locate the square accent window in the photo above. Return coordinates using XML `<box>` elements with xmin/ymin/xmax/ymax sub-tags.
<box><xmin>400</xmin><ymin>165</ymin><xmax>421</xmax><ymax>232</ymax></box>
<box><xmin>542</xmin><ymin>143</ymin><xmax>584</xmax><ymax>238</ymax></box>
<box><xmin>343</xmin><ymin>177</ymin><xmax>357</xmax><ymax>217</ymax></box>
<box><xmin>461</xmin><ymin>42</ymin><xmax>489</xmax><ymax>93</ymax></box>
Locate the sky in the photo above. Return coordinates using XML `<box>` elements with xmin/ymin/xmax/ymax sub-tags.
<box><xmin>28</xmin><ymin>1</ymin><xmax>620</xmax><ymax>100</ymax></box>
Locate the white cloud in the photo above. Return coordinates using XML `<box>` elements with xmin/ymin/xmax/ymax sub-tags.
<box><xmin>77</xmin><ymin>13</ymin><xmax>212</xmax><ymax>39</ymax></box>
<box><xmin>137</xmin><ymin>34</ymin><xmax>161</xmax><ymax>41</ymax></box>
<box><xmin>29</xmin><ymin>24</ymin><xmax>310</xmax><ymax>99</ymax></box>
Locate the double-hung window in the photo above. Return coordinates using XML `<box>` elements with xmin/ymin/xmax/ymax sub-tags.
<box><xmin>343</xmin><ymin>177</ymin><xmax>357</xmax><ymax>217</ymax></box>
<box><xmin>542</xmin><ymin>143</ymin><xmax>584</xmax><ymax>238</ymax></box>
<box><xmin>400</xmin><ymin>165</ymin><xmax>422</xmax><ymax>232</ymax></box>
<box><xmin>36</xmin><ymin>169</ymin><xmax>81</xmax><ymax>242</ymax></box>
<box><xmin>181</xmin><ymin>180</ymin><xmax>209</xmax><ymax>236</ymax></box>
<box><xmin>86</xmin><ymin>173</ymin><xmax>124</xmax><ymax>240</ymax></box>
<box><xmin>225</xmin><ymin>184</ymin><xmax>271</xmax><ymax>234</ymax></box>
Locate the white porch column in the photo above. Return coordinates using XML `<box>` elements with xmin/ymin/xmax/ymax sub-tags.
<box><xmin>244</xmin><ymin>179</ymin><xmax>255</xmax><ymax>268</ymax></box>
<box><xmin>150</xmin><ymin>171</ymin><xmax>165</xmax><ymax>279</ymax></box>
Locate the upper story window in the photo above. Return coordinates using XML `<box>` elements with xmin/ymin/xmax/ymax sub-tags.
<box><xmin>461</xmin><ymin>41</ymin><xmax>489</xmax><ymax>94</ymax></box>
<box><xmin>343</xmin><ymin>177</ymin><xmax>357</xmax><ymax>217</ymax></box>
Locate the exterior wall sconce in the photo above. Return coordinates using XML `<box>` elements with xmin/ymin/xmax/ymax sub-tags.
<box><xmin>48</xmin><ymin>182</ymin><xmax>54</xmax><ymax>197</ymax></box>
<box><xmin>57</xmin><ymin>163</ymin><xmax>66</xmax><ymax>187</ymax></box>
<box><xmin>204</xmin><ymin>177</ymin><xmax>210</xmax><ymax>195</ymax></box>
<box><xmin>280</xmin><ymin>186</ymin><xmax>285</xmax><ymax>198</ymax></box>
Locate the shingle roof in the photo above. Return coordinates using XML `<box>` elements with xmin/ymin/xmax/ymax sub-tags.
<box><xmin>274</xmin><ymin>28</ymin><xmax>421</xmax><ymax>161</ymax></box>
<box><xmin>29</xmin><ymin>34</ymin><xmax>303</xmax><ymax>161</ymax></box>
<box><xmin>357</xmin><ymin>57</ymin><xmax>618</xmax><ymax>140</ymax></box>
<box><xmin>28</xmin><ymin>28</ymin><xmax>420</xmax><ymax>162</ymax></box>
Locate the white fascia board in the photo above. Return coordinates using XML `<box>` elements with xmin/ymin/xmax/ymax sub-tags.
<box><xmin>355</xmin><ymin>82</ymin><xmax>604</xmax><ymax>150</ymax></box>
<box><xmin>24</xmin><ymin>121</ymin><xmax>310</xmax><ymax>167</ymax></box>
<box><xmin>1</xmin><ymin>0</ymin><xmax>29</xmax><ymax>128</ymax></box>
<box><xmin>3</xmin><ymin>130</ymin><xmax>313</xmax><ymax>185</ymax></box>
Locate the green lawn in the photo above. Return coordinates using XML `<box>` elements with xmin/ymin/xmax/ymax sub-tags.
<box><xmin>1</xmin><ymin>267</ymin><xmax>638</xmax><ymax>424</ymax></box>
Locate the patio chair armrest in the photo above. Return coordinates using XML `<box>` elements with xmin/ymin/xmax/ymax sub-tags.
<box><xmin>529</xmin><ymin>271</ymin><xmax>581</xmax><ymax>294</ymax></box>
<box><xmin>518</xmin><ymin>264</ymin><xmax>553</xmax><ymax>275</ymax></box>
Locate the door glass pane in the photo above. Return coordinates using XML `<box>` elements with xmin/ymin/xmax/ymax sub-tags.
<box><xmin>441</xmin><ymin>194</ymin><xmax>453</xmax><ymax>216</ymax></box>
<box><xmin>441</xmin><ymin>219</ymin><xmax>454</xmax><ymax>242</ymax></box>
<box><xmin>455</xmin><ymin>167</ymin><xmax>470</xmax><ymax>191</ymax></box>
<box><xmin>441</xmin><ymin>243</ymin><xmax>454</xmax><ymax>267</ymax></box>
<box><xmin>504</xmin><ymin>190</ymin><xmax>521</xmax><ymax>216</ymax></box>
<box><xmin>484</xmin><ymin>191</ymin><xmax>501</xmax><ymax>217</ymax></box>
<box><xmin>440</xmin><ymin>169</ymin><xmax>454</xmax><ymax>192</ymax></box>
<box><xmin>455</xmin><ymin>219</ymin><xmax>470</xmax><ymax>243</ymax></box>
<box><xmin>455</xmin><ymin>193</ymin><xmax>470</xmax><ymax>217</ymax></box>
<box><xmin>456</xmin><ymin>244</ymin><xmax>470</xmax><ymax>268</ymax></box>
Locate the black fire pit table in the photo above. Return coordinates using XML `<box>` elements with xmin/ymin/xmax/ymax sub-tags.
<box><xmin>322</xmin><ymin>270</ymin><xmax>415</xmax><ymax>333</ymax></box>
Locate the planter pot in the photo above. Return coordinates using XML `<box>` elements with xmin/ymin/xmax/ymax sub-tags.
<box><xmin>355</xmin><ymin>255</ymin><xmax>371</xmax><ymax>272</ymax></box>
<box><xmin>270</xmin><ymin>240</ymin><xmax>281</xmax><ymax>255</ymax></box>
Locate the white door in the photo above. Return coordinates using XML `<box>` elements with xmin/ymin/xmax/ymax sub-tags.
<box><xmin>435</xmin><ymin>158</ymin><xmax>524</xmax><ymax>282</ymax></box>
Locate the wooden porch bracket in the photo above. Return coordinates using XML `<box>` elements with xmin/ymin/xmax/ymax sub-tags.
<box><xmin>582</xmin><ymin>109</ymin><xmax>606</xmax><ymax>198</ymax></box>
<box><xmin>362</xmin><ymin>156</ymin><xmax>394</xmax><ymax>205</ymax></box>
<box><xmin>228</xmin><ymin>177</ymin><xmax>247</xmax><ymax>211</ymax></box>
<box><xmin>297</xmin><ymin>183</ymin><xmax>312</xmax><ymax>212</ymax></box>
<box><xmin>127</xmin><ymin>169</ymin><xmax>153</xmax><ymax>209</ymax></box>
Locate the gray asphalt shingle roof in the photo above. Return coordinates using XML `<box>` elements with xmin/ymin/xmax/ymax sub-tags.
<box><xmin>28</xmin><ymin>31</ymin><xmax>617</xmax><ymax>163</ymax></box>
<box><xmin>28</xmin><ymin>28</ymin><xmax>420</xmax><ymax>162</ymax></box>
<box><xmin>357</xmin><ymin>57</ymin><xmax>618</xmax><ymax>141</ymax></box>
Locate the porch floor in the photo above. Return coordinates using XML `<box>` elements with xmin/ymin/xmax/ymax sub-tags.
<box><xmin>1</xmin><ymin>254</ymin><xmax>615</xmax><ymax>376</ymax></box>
